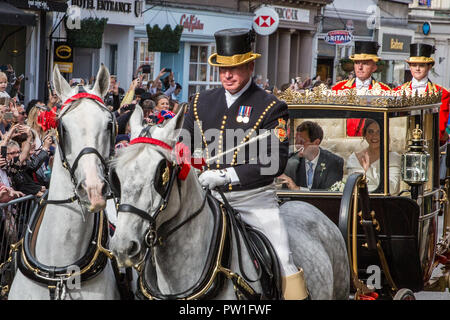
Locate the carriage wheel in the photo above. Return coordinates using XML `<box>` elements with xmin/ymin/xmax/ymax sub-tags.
<box><xmin>338</xmin><ymin>173</ymin><xmax>371</xmax><ymax>275</ymax></box>
<box><xmin>338</xmin><ymin>173</ymin><xmax>372</xmax><ymax>297</ymax></box>
<box><xmin>393</xmin><ymin>288</ymin><xmax>416</xmax><ymax>300</ymax></box>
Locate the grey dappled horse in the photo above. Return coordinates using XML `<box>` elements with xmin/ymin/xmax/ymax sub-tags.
<box><xmin>110</xmin><ymin>105</ymin><xmax>350</xmax><ymax>300</ymax></box>
<box><xmin>8</xmin><ymin>65</ymin><xmax>120</xmax><ymax>300</ymax></box>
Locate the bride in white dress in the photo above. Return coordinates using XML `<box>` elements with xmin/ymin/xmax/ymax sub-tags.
<box><xmin>347</xmin><ymin>119</ymin><xmax>401</xmax><ymax>194</ymax></box>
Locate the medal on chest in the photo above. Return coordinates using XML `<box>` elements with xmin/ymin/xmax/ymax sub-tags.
<box><xmin>237</xmin><ymin>106</ymin><xmax>252</xmax><ymax>123</ymax></box>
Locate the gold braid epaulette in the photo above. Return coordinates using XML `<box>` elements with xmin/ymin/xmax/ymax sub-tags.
<box><xmin>378</xmin><ymin>81</ymin><xmax>391</xmax><ymax>89</ymax></box>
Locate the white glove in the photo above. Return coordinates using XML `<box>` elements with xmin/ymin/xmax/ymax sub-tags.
<box><xmin>199</xmin><ymin>170</ymin><xmax>231</xmax><ymax>189</ymax></box>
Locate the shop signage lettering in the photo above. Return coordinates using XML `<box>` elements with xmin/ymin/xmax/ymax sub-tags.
<box><xmin>180</xmin><ymin>14</ymin><xmax>204</xmax><ymax>32</ymax></box>
<box><xmin>381</xmin><ymin>33</ymin><xmax>411</xmax><ymax>54</ymax></box>
<box><xmin>71</xmin><ymin>0</ymin><xmax>132</xmax><ymax>13</ymax></box>
<box><xmin>271</xmin><ymin>5</ymin><xmax>309</xmax><ymax>23</ymax></box>
<box><xmin>390</xmin><ymin>38</ymin><xmax>404</xmax><ymax>50</ymax></box>
<box><xmin>27</xmin><ymin>0</ymin><xmax>49</xmax><ymax>10</ymax></box>
<box><xmin>11</xmin><ymin>0</ymin><xmax>68</xmax><ymax>12</ymax></box>
<box><xmin>325</xmin><ymin>30</ymin><xmax>353</xmax><ymax>45</ymax></box>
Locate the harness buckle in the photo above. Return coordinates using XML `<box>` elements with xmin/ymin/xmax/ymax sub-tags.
<box><xmin>145</xmin><ymin>229</ymin><xmax>157</xmax><ymax>248</ymax></box>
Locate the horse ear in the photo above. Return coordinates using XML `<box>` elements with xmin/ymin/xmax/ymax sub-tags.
<box><xmin>92</xmin><ymin>64</ymin><xmax>110</xmax><ymax>98</ymax></box>
<box><xmin>52</xmin><ymin>64</ymin><xmax>72</xmax><ymax>101</ymax></box>
<box><xmin>163</xmin><ymin>105</ymin><xmax>186</xmax><ymax>142</ymax></box>
<box><xmin>129</xmin><ymin>104</ymin><xmax>144</xmax><ymax>140</ymax></box>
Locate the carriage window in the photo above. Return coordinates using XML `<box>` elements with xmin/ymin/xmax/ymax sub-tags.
<box><xmin>277</xmin><ymin>117</ymin><xmax>408</xmax><ymax>195</ymax></box>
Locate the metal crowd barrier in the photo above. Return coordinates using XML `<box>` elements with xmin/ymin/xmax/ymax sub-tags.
<box><xmin>0</xmin><ymin>195</ymin><xmax>39</xmax><ymax>285</ymax></box>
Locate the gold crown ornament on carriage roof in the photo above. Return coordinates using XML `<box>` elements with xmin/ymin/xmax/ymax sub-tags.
<box><xmin>275</xmin><ymin>83</ymin><xmax>442</xmax><ymax>107</ymax></box>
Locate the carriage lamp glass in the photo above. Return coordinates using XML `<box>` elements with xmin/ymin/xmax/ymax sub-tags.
<box><xmin>401</xmin><ymin>125</ymin><xmax>430</xmax><ymax>184</ymax></box>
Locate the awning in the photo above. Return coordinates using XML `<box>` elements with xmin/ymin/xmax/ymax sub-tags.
<box><xmin>0</xmin><ymin>1</ymin><xmax>37</xmax><ymax>26</ymax></box>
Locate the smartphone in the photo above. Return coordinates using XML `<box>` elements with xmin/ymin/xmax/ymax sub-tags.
<box><xmin>165</xmin><ymin>68</ymin><xmax>172</xmax><ymax>73</ymax></box>
<box><xmin>142</xmin><ymin>65</ymin><xmax>151</xmax><ymax>74</ymax></box>
<box><xmin>18</xmin><ymin>74</ymin><xmax>24</xmax><ymax>81</ymax></box>
<box><xmin>1</xmin><ymin>146</ymin><xmax>7</xmax><ymax>158</ymax></box>
<box><xmin>123</xmin><ymin>104</ymin><xmax>136</xmax><ymax>112</ymax></box>
<box><xmin>4</xmin><ymin>112</ymin><xmax>13</xmax><ymax>120</ymax></box>
<box><xmin>0</xmin><ymin>97</ymin><xmax>10</xmax><ymax>106</ymax></box>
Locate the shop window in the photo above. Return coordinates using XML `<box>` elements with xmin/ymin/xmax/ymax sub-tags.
<box><xmin>188</xmin><ymin>44</ymin><xmax>221</xmax><ymax>96</ymax></box>
<box><xmin>137</xmin><ymin>40</ymin><xmax>156</xmax><ymax>83</ymax></box>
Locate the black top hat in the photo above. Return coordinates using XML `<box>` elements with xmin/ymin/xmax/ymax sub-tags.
<box><xmin>350</xmin><ymin>41</ymin><xmax>380</xmax><ymax>62</ymax></box>
<box><xmin>406</xmin><ymin>43</ymin><xmax>435</xmax><ymax>65</ymax></box>
<box><xmin>208</xmin><ymin>28</ymin><xmax>261</xmax><ymax>67</ymax></box>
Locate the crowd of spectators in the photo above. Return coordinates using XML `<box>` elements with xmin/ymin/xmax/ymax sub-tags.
<box><xmin>0</xmin><ymin>63</ymin><xmax>188</xmax><ymax>205</ymax></box>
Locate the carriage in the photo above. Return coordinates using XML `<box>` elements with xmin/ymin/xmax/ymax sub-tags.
<box><xmin>275</xmin><ymin>85</ymin><xmax>450</xmax><ymax>300</ymax></box>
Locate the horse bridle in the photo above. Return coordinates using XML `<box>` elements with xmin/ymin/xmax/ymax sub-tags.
<box><xmin>116</xmin><ymin>133</ymin><xmax>207</xmax><ymax>250</ymax></box>
<box><xmin>45</xmin><ymin>87</ymin><xmax>118</xmax><ymax>206</ymax></box>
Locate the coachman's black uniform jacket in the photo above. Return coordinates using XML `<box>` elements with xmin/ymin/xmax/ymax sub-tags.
<box><xmin>182</xmin><ymin>81</ymin><xmax>289</xmax><ymax>192</ymax></box>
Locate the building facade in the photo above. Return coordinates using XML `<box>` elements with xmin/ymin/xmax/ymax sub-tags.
<box><xmin>137</xmin><ymin>1</ymin><xmax>253</xmax><ymax>102</ymax></box>
<box><xmin>54</xmin><ymin>0</ymin><xmax>144</xmax><ymax>89</ymax></box>
<box><xmin>1</xmin><ymin>0</ymin><xmax>69</xmax><ymax>103</ymax></box>
<box><xmin>241</xmin><ymin>0</ymin><xmax>331</xmax><ymax>88</ymax></box>
<box><xmin>409</xmin><ymin>0</ymin><xmax>450</xmax><ymax>89</ymax></box>
<box><xmin>317</xmin><ymin>0</ymin><xmax>413</xmax><ymax>88</ymax></box>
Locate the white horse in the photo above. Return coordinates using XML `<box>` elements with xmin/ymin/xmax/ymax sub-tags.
<box><xmin>8</xmin><ymin>65</ymin><xmax>120</xmax><ymax>300</ymax></box>
<box><xmin>110</xmin><ymin>105</ymin><xmax>350</xmax><ymax>300</ymax></box>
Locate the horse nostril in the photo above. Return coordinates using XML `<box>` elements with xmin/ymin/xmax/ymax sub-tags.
<box><xmin>127</xmin><ymin>241</ymin><xmax>140</xmax><ymax>258</ymax></box>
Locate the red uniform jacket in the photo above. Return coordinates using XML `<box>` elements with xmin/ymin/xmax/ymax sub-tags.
<box><xmin>394</xmin><ymin>81</ymin><xmax>450</xmax><ymax>142</ymax></box>
<box><xmin>332</xmin><ymin>78</ymin><xmax>391</xmax><ymax>136</ymax></box>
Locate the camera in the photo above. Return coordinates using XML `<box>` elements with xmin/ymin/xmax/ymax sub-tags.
<box><xmin>142</xmin><ymin>65</ymin><xmax>151</xmax><ymax>74</ymax></box>
<box><xmin>165</xmin><ymin>68</ymin><xmax>172</xmax><ymax>73</ymax></box>
<box><xmin>123</xmin><ymin>104</ymin><xmax>136</xmax><ymax>112</ymax></box>
<box><xmin>1</xmin><ymin>146</ymin><xmax>7</xmax><ymax>158</ymax></box>
<box><xmin>4</xmin><ymin>112</ymin><xmax>13</xmax><ymax>120</ymax></box>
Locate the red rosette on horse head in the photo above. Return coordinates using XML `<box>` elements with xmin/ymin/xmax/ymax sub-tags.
<box><xmin>37</xmin><ymin>106</ymin><xmax>58</xmax><ymax>131</ymax></box>
<box><xmin>175</xmin><ymin>142</ymin><xmax>206</xmax><ymax>180</ymax></box>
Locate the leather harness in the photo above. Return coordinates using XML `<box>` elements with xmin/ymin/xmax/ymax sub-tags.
<box><xmin>118</xmin><ymin>133</ymin><xmax>281</xmax><ymax>300</ymax></box>
<box><xmin>7</xmin><ymin>89</ymin><xmax>130</xmax><ymax>300</ymax></box>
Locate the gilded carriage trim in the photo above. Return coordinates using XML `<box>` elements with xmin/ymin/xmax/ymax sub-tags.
<box><xmin>275</xmin><ymin>84</ymin><xmax>442</xmax><ymax>107</ymax></box>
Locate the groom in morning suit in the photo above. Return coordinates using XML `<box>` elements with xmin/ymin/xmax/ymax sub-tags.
<box><xmin>280</xmin><ymin>121</ymin><xmax>344</xmax><ymax>190</ymax></box>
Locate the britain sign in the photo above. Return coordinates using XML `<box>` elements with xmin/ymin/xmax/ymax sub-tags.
<box><xmin>325</xmin><ymin>30</ymin><xmax>354</xmax><ymax>45</ymax></box>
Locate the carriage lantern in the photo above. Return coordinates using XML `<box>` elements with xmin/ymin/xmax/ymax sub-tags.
<box><xmin>401</xmin><ymin>125</ymin><xmax>430</xmax><ymax>198</ymax></box>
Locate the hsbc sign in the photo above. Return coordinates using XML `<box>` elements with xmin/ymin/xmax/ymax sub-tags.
<box><xmin>253</xmin><ymin>6</ymin><xmax>279</xmax><ymax>36</ymax></box>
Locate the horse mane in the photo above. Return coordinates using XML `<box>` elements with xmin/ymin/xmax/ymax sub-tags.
<box><xmin>110</xmin><ymin>141</ymin><xmax>173</xmax><ymax>170</ymax></box>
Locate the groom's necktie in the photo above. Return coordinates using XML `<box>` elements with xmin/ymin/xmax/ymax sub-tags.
<box><xmin>307</xmin><ymin>161</ymin><xmax>314</xmax><ymax>189</ymax></box>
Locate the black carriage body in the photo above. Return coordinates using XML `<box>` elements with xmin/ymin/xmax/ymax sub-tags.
<box><xmin>278</xmin><ymin>101</ymin><xmax>441</xmax><ymax>294</ymax></box>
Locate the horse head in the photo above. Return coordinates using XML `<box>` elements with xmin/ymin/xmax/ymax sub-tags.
<box><xmin>52</xmin><ymin>64</ymin><xmax>114</xmax><ymax>213</ymax></box>
<box><xmin>110</xmin><ymin>104</ymin><xmax>188</xmax><ymax>268</ymax></box>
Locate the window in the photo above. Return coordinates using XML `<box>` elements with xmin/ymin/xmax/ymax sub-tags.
<box><xmin>188</xmin><ymin>44</ymin><xmax>221</xmax><ymax>97</ymax></box>
<box><xmin>137</xmin><ymin>39</ymin><xmax>156</xmax><ymax>83</ymax></box>
<box><xmin>108</xmin><ymin>44</ymin><xmax>118</xmax><ymax>76</ymax></box>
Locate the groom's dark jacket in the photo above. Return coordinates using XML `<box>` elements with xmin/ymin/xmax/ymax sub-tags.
<box><xmin>182</xmin><ymin>81</ymin><xmax>289</xmax><ymax>192</ymax></box>
<box><xmin>284</xmin><ymin>148</ymin><xmax>344</xmax><ymax>190</ymax></box>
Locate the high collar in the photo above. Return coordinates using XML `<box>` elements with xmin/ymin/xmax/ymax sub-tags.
<box><xmin>411</xmin><ymin>77</ymin><xmax>429</xmax><ymax>88</ymax></box>
<box><xmin>224</xmin><ymin>78</ymin><xmax>252</xmax><ymax>108</ymax></box>
<box><xmin>355</xmin><ymin>77</ymin><xmax>372</xmax><ymax>89</ymax></box>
